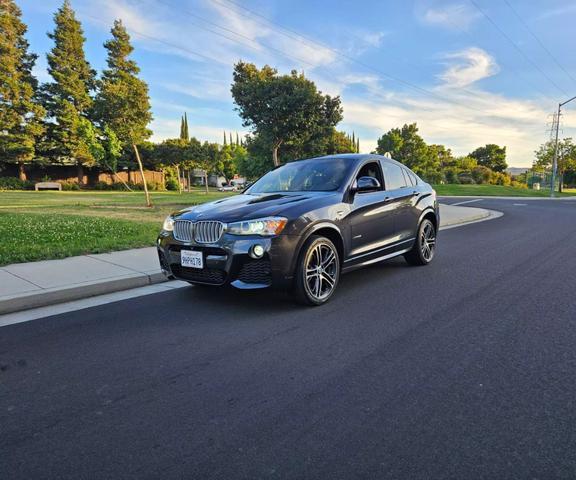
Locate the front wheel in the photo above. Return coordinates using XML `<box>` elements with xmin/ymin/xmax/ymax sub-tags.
<box><xmin>293</xmin><ymin>236</ymin><xmax>340</xmax><ymax>306</ymax></box>
<box><xmin>404</xmin><ymin>219</ymin><xmax>437</xmax><ymax>266</ymax></box>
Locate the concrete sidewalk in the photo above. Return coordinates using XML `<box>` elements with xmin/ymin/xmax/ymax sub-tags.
<box><xmin>0</xmin><ymin>203</ymin><xmax>499</xmax><ymax>315</ymax></box>
<box><xmin>0</xmin><ymin>248</ymin><xmax>164</xmax><ymax>315</ymax></box>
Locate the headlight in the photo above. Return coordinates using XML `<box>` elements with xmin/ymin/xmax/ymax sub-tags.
<box><xmin>162</xmin><ymin>215</ymin><xmax>175</xmax><ymax>232</ymax></box>
<box><xmin>227</xmin><ymin>216</ymin><xmax>287</xmax><ymax>236</ymax></box>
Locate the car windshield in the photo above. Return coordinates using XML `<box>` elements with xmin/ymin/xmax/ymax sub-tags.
<box><xmin>247</xmin><ymin>158</ymin><xmax>352</xmax><ymax>193</ymax></box>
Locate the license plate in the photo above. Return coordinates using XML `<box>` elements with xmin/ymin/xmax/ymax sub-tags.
<box><xmin>180</xmin><ymin>250</ymin><xmax>203</xmax><ymax>269</ymax></box>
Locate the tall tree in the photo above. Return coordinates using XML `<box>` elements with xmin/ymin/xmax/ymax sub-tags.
<box><xmin>469</xmin><ymin>144</ymin><xmax>507</xmax><ymax>172</ymax></box>
<box><xmin>535</xmin><ymin>138</ymin><xmax>576</xmax><ymax>192</ymax></box>
<box><xmin>356</xmin><ymin>137</ymin><xmax>360</xmax><ymax>153</ymax></box>
<box><xmin>94</xmin><ymin>19</ymin><xmax>153</xmax><ymax>206</ymax></box>
<box><xmin>43</xmin><ymin>0</ymin><xmax>95</xmax><ymax>184</ymax></box>
<box><xmin>179</xmin><ymin>113</ymin><xmax>189</xmax><ymax>141</ymax></box>
<box><xmin>375</xmin><ymin>123</ymin><xmax>442</xmax><ymax>180</ymax></box>
<box><xmin>231</xmin><ymin>62</ymin><xmax>343</xmax><ymax>167</ymax></box>
<box><xmin>325</xmin><ymin>130</ymin><xmax>357</xmax><ymax>154</ymax></box>
<box><xmin>183</xmin><ymin>112</ymin><xmax>188</xmax><ymax>140</ymax></box>
<box><xmin>236</xmin><ymin>132</ymin><xmax>239</xmax><ymax>146</ymax></box>
<box><xmin>0</xmin><ymin>0</ymin><xmax>45</xmax><ymax>180</ymax></box>
<box><xmin>223</xmin><ymin>130</ymin><xmax>227</xmax><ymax>146</ymax></box>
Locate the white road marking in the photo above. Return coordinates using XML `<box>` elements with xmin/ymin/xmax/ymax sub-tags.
<box><xmin>0</xmin><ymin>281</ymin><xmax>190</xmax><ymax>328</ymax></box>
<box><xmin>513</xmin><ymin>203</ymin><xmax>527</xmax><ymax>206</ymax></box>
<box><xmin>450</xmin><ymin>198</ymin><xmax>484</xmax><ymax>206</ymax></box>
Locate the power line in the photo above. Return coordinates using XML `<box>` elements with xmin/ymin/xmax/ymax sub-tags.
<box><xmin>82</xmin><ymin>9</ymin><xmax>441</xmax><ymax>124</ymax></box>
<box><xmin>429</xmin><ymin>4</ymin><xmax>557</xmax><ymax>104</ymax></box>
<box><xmin>468</xmin><ymin>0</ymin><xmax>569</xmax><ymax>96</ymax></box>
<box><xmin>148</xmin><ymin>0</ymin><xmax>324</xmax><ymax>71</ymax></box>
<box><xmin>215</xmin><ymin>0</ymin><xmax>498</xmax><ymax>103</ymax></box>
<box><xmin>82</xmin><ymin>4</ymin><xmax>548</xmax><ymax>144</ymax></box>
<box><xmin>502</xmin><ymin>0</ymin><xmax>576</xmax><ymax>86</ymax></box>
<box><xmin>81</xmin><ymin>11</ymin><xmax>229</xmax><ymax>66</ymax></box>
<box><xmin>84</xmin><ymin>6</ymin><xmax>459</xmax><ymax>125</ymax></box>
<box><xmin>205</xmin><ymin>0</ymin><xmax>498</xmax><ymax>114</ymax></box>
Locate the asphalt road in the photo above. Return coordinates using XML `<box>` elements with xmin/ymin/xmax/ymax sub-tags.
<box><xmin>2</xmin><ymin>198</ymin><xmax>576</xmax><ymax>479</ymax></box>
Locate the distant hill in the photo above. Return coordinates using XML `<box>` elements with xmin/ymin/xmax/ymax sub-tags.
<box><xmin>506</xmin><ymin>167</ymin><xmax>530</xmax><ymax>176</ymax></box>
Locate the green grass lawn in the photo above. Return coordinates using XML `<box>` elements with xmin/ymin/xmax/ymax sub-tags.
<box><xmin>0</xmin><ymin>189</ymin><xmax>234</xmax><ymax>266</ymax></box>
<box><xmin>433</xmin><ymin>184</ymin><xmax>576</xmax><ymax>197</ymax></box>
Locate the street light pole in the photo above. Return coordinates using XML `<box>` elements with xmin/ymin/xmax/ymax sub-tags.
<box><xmin>551</xmin><ymin>95</ymin><xmax>576</xmax><ymax>197</ymax></box>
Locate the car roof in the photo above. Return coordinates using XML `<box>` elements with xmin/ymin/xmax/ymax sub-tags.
<box><xmin>302</xmin><ymin>153</ymin><xmax>405</xmax><ymax>167</ymax></box>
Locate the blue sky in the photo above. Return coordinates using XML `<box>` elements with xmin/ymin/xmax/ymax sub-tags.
<box><xmin>17</xmin><ymin>0</ymin><xmax>576</xmax><ymax>166</ymax></box>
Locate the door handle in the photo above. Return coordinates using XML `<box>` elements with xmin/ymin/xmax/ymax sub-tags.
<box><xmin>412</xmin><ymin>191</ymin><xmax>420</xmax><ymax>197</ymax></box>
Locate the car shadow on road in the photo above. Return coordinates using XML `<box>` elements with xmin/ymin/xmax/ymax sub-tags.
<box><xmin>163</xmin><ymin>256</ymin><xmax>413</xmax><ymax>317</ymax></box>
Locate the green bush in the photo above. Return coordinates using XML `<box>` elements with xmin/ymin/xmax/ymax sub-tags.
<box><xmin>92</xmin><ymin>181</ymin><xmax>131</xmax><ymax>191</ymax></box>
<box><xmin>0</xmin><ymin>177</ymin><xmax>34</xmax><ymax>190</ymax></box>
<box><xmin>458</xmin><ymin>172</ymin><xmax>475</xmax><ymax>184</ymax></box>
<box><xmin>92</xmin><ymin>180</ymin><xmax>164</xmax><ymax>191</ymax></box>
<box><xmin>423</xmin><ymin>171</ymin><xmax>444</xmax><ymax>184</ymax></box>
<box><xmin>165</xmin><ymin>177</ymin><xmax>180</xmax><ymax>191</ymax></box>
<box><xmin>444</xmin><ymin>168</ymin><xmax>460</xmax><ymax>184</ymax></box>
<box><xmin>60</xmin><ymin>181</ymin><xmax>81</xmax><ymax>191</ymax></box>
<box><xmin>510</xmin><ymin>180</ymin><xmax>528</xmax><ymax>189</ymax></box>
<box><xmin>471</xmin><ymin>166</ymin><xmax>492</xmax><ymax>184</ymax></box>
<box><xmin>490</xmin><ymin>172</ymin><xmax>511</xmax><ymax>186</ymax></box>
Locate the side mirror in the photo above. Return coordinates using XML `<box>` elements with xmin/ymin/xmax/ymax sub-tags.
<box><xmin>354</xmin><ymin>176</ymin><xmax>381</xmax><ymax>193</ymax></box>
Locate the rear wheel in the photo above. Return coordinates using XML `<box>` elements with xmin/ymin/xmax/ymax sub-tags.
<box><xmin>293</xmin><ymin>235</ymin><xmax>340</xmax><ymax>306</ymax></box>
<box><xmin>404</xmin><ymin>219</ymin><xmax>436</xmax><ymax>266</ymax></box>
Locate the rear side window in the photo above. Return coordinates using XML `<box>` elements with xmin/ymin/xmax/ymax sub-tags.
<box><xmin>401</xmin><ymin>169</ymin><xmax>413</xmax><ymax>186</ymax></box>
<box><xmin>381</xmin><ymin>162</ymin><xmax>408</xmax><ymax>190</ymax></box>
<box><xmin>404</xmin><ymin>168</ymin><xmax>418</xmax><ymax>186</ymax></box>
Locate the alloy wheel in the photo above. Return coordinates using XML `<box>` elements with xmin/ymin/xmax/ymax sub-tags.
<box><xmin>304</xmin><ymin>242</ymin><xmax>338</xmax><ymax>302</ymax></box>
<box><xmin>420</xmin><ymin>222</ymin><xmax>436</xmax><ymax>261</ymax></box>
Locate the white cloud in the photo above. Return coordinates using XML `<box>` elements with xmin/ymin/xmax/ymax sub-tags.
<box><xmin>439</xmin><ymin>47</ymin><xmax>499</xmax><ymax>88</ymax></box>
<box><xmin>360</xmin><ymin>31</ymin><xmax>387</xmax><ymax>48</ymax></box>
<box><xmin>161</xmin><ymin>80</ymin><xmax>231</xmax><ymax>102</ymax></box>
<box><xmin>421</xmin><ymin>3</ymin><xmax>481</xmax><ymax>30</ymax></box>
<box><xmin>536</xmin><ymin>4</ymin><xmax>576</xmax><ymax>20</ymax></box>
<box><xmin>340</xmin><ymin>86</ymin><xmax>560</xmax><ymax>166</ymax></box>
<box><xmin>71</xmin><ymin>0</ymin><xmax>569</xmax><ymax>167</ymax></box>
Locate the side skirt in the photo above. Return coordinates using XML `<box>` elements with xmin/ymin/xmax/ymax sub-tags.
<box><xmin>342</xmin><ymin>247</ymin><xmax>412</xmax><ymax>274</ymax></box>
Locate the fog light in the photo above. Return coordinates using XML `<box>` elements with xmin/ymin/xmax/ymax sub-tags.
<box><xmin>250</xmin><ymin>244</ymin><xmax>265</xmax><ymax>259</ymax></box>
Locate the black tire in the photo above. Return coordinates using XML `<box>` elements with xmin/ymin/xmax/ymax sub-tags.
<box><xmin>404</xmin><ymin>219</ymin><xmax>437</xmax><ymax>266</ymax></box>
<box><xmin>293</xmin><ymin>235</ymin><xmax>341</xmax><ymax>306</ymax></box>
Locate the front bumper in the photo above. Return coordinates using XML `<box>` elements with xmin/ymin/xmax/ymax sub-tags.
<box><xmin>157</xmin><ymin>231</ymin><xmax>300</xmax><ymax>289</ymax></box>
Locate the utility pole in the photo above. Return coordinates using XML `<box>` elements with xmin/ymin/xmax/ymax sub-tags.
<box><xmin>551</xmin><ymin>104</ymin><xmax>561</xmax><ymax>197</ymax></box>
<box><xmin>551</xmin><ymin>95</ymin><xmax>576</xmax><ymax>197</ymax></box>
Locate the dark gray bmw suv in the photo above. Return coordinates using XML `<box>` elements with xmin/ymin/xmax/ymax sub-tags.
<box><xmin>157</xmin><ymin>154</ymin><xmax>439</xmax><ymax>305</ymax></box>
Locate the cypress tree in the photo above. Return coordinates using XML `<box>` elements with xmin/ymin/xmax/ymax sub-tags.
<box><xmin>229</xmin><ymin>131</ymin><xmax>233</xmax><ymax>146</ymax></box>
<box><xmin>236</xmin><ymin>132</ymin><xmax>239</xmax><ymax>146</ymax></box>
<box><xmin>356</xmin><ymin>137</ymin><xmax>360</xmax><ymax>153</ymax></box>
<box><xmin>179</xmin><ymin>113</ymin><xmax>189</xmax><ymax>141</ymax></box>
<box><xmin>223</xmin><ymin>130</ymin><xmax>227</xmax><ymax>146</ymax></box>
<box><xmin>0</xmin><ymin>0</ymin><xmax>45</xmax><ymax>180</ymax></box>
<box><xmin>43</xmin><ymin>0</ymin><xmax>95</xmax><ymax>184</ymax></box>
<box><xmin>94</xmin><ymin>19</ymin><xmax>153</xmax><ymax>206</ymax></box>
<box><xmin>351</xmin><ymin>131</ymin><xmax>355</xmax><ymax>151</ymax></box>
<box><xmin>183</xmin><ymin>112</ymin><xmax>189</xmax><ymax>140</ymax></box>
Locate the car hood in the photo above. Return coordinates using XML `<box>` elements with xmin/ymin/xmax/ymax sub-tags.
<box><xmin>175</xmin><ymin>192</ymin><xmax>336</xmax><ymax>223</ymax></box>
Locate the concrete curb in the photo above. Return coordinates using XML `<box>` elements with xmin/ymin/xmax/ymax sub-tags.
<box><xmin>0</xmin><ymin>272</ymin><xmax>168</xmax><ymax>316</ymax></box>
<box><xmin>440</xmin><ymin>208</ymin><xmax>503</xmax><ymax>230</ymax></box>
